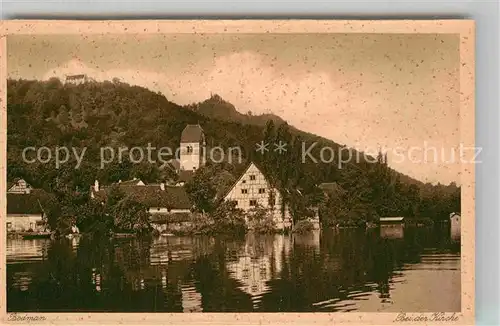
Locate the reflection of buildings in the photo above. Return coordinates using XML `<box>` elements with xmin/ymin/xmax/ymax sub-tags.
<box><xmin>70</xmin><ymin>236</ymin><xmax>81</xmax><ymax>252</ymax></box>
<box><xmin>6</xmin><ymin>239</ymin><xmax>49</xmax><ymax>262</ymax></box>
<box><xmin>7</xmin><ymin>239</ymin><xmax>50</xmax><ymax>293</ymax></box>
<box><xmin>91</xmin><ymin>267</ymin><xmax>102</xmax><ymax>292</ymax></box>
<box><xmin>149</xmin><ymin>236</ymin><xmax>195</xmax><ymax>265</ymax></box>
<box><xmin>10</xmin><ymin>272</ymin><xmax>33</xmax><ymax>292</ymax></box>
<box><xmin>226</xmin><ymin>234</ymin><xmax>292</xmax><ymax>309</ymax></box>
<box><xmin>293</xmin><ymin>229</ymin><xmax>321</xmax><ymax>253</ymax></box>
<box><xmin>181</xmin><ymin>282</ymin><xmax>203</xmax><ymax>312</ymax></box>
<box><xmin>148</xmin><ymin>237</ymin><xmax>204</xmax><ymax>312</ymax></box>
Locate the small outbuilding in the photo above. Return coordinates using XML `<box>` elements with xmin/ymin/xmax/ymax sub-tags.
<box><xmin>379</xmin><ymin>217</ymin><xmax>405</xmax><ymax>239</ymax></box>
<box><xmin>449</xmin><ymin>212</ymin><xmax>461</xmax><ymax>242</ymax></box>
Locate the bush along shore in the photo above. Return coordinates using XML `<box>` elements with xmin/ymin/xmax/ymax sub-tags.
<box><xmin>155</xmin><ymin>204</ymin><xmax>290</xmax><ymax>236</ymax></box>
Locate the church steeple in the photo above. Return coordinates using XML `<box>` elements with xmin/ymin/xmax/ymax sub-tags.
<box><xmin>179</xmin><ymin>124</ymin><xmax>206</xmax><ymax>171</ymax></box>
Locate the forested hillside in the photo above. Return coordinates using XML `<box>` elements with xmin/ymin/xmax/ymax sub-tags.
<box><xmin>7</xmin><ymin>78</ymin><xmax>460</xmax><ymax>226</ymax></box>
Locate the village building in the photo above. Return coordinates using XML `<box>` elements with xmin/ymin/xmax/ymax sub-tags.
<box><xmin>180</xmin><ymin>124</ymin><xmax>206</xmax><ymax>172</ymax></box>
<box><xmin>164</xmin><ymin>124</ymin><xmax>206</xmax><ymax>185</ymax></box>
<box><xmin>379</xmin><ymin>217</ymin><xmax>405</xmax><ymax>239</ymax></box>
<box><xmin>64</xmin><ymin>74</ymin><xmax>89</xmax><ymax>85</ymax></box>
<box><xmin>6</xmin><ymin>179</ymin><xmax>51</xmax><ymax>233</ymax></box>
<box><xmin>115</xmin><ymin>178</ymin><xmax>145</xmax><ymax>186</ymax></box>
<box><xmin>450</xmin><ymin>212</ymin><xmax>461</xmax><ymax>242</ymax></box>
<box><xmin>7</xmin><ymin>178</ymin><xmax>33</xmax><ymax>194</ymax></box>
<box><xmin>90</xmin><ymin>180</ymin><xmax>193</xmax><ymax>233</ymax></box>
<box><xmin>223</xmin><ymin>162</ymin><xmax>293</xmax><ymax>230</ymax></box>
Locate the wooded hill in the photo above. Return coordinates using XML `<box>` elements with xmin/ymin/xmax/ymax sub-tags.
<box><xmin>7</xmin><ymin>78</ymin><xmax>460</xmax><ymax>225</ymax></box>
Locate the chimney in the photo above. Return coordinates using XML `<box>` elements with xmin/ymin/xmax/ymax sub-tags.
<box><xmin>94</xmin><ymin>180</ymin><xmax>99</xmax><ymax>192</ymax></box>
<box><xmin>160</xmin><ymin>182</ymin><xmax>165</xmax><ymax>191</ymax></box>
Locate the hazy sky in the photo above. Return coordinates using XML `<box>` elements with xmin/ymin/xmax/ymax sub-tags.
<box><xmin>8</xmin><ymin>34</ymin><xmax>460</xmax><ymax>184</ymax></box>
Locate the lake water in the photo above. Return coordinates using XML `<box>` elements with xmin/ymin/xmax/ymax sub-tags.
<box><xmin>7</xmin><ymin>226</ymin><xmax>460</xmax><ymax>312</ymax></box>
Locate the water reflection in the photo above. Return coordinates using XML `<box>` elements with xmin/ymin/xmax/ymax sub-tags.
<box><xmin>7</xmin><ymin>226</ymin><xmax>460</xmax><ymax>312</ymax></box>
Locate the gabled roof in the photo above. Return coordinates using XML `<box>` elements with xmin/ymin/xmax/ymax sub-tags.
<box><xmin>7</xmin><ymin>178</ymin><xmax>19</xmax><ymax>191</ymax></box>
<box><xmin>221</xmin><ymin>161</ymin><xmax>277</xmax><ymax>200</ymax></box>
<box><xmin>166</xmin><ymin>159</ymin><xmax>180</xmax><ymax>172</ymax></box>
<box><xmin>180</xmin><ymin>124</ymin><xmax>204</xmax><ymax>143</ymax></box>
<box><xmin>7</xmin><ymin>178</ymin><xmax>31</xmax><ymax>191</ymax></box>
<box><xmin>92</xmin><ymin>184</ymin><xmax>192</xmax><ymax>210</ymax></box>
<box><xmin>115</xmin><ymin>179</ymin><xmax>145</xmax><ymax>186</ymax></box>
<box><xmin>7</xmin><ymin>189</ymin><xmax>54</xmax><ymax>215</ymax></box>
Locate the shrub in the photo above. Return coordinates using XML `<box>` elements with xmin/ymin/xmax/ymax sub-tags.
<box><xmin>186</xmin><ymin>201</ymin><xmax>246</xmax><ymax>235</ymax></box>
<box><xmin>247</xmin><ymin>206</ymin><xmax>277</xmax><ymax>234</ymax></box>
<box><xmin>293</xmin><ymin>219</ymin><xmax>314</xmax><ymax>234</ymax></box>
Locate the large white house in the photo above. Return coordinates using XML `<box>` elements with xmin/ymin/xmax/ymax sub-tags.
<box><xmin>223</xmin><ymin>162</ymin><xmax>292</xmax><ymax>230</ymax></box>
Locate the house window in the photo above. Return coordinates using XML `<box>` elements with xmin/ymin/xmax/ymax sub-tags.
<box><xmin>249</xmin><ymin>200</ymin><xmax>257</xmax><ymax>206</ymax></box>
<box><xmin>258</xmin><ymin>188</ymin><xmax>266</xmax><ymax>194</ymax></box>
<box><xmin>242</xmin><ymin>180</ymin><xmax>246</xmax><ymax>184</ymax></box>
<box><xmin>187</xmin><ymin>146</ymin><xmax>193</xmax><ymax>154</ymax></box>
<box><xmin>235</xmin><ymin>200</ymin><xmax>238</xmax><ymax>206</ymax></box>
<box><xmin>6</xmin><ymin>222</ymin><xmax>12</xmax><ymax>230</ymax></box>
<box><xmin>249</xmin><ymin>175</ymin><xmax>256</xmax><ymax>181</ymax></box>
<box><xmin>241</xmin><ymin>189</ymin><xmax>248</xmax><ymax>194</ymax></box>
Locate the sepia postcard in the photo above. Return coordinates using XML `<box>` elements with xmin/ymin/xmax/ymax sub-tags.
<box><xmin>0</xmin><ymin>20</ymin><xmax>474</xmax><ymax>325</ymax></box>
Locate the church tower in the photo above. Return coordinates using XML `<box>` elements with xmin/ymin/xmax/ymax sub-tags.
<box><xmin>180</xmin><ymin>124</ymin><xmax>206</xmax><ymax>171</ymax></box>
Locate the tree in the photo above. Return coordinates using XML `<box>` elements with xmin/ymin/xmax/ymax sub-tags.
<box><xmin>247</xmin><ymin>205</ymin><xmax>276</xmax><ymax>234</ymax></box>
<box><xmin>185</xmin><ymin>166</ymin><xmax>217</xmax><ymax>213</ymax></box>
<box><xmin>110</xmin><ymin>197</ymin><xmax>151</xmax><ymax>234</ymax></box>
<box><xmin>209</xmin><ymin>200</ymin><xmax>246</xmax><ymax>234</ymax></box>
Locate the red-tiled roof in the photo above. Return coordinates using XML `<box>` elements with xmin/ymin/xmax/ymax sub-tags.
<box><xmin>180</xmin><ymin>124</ymin><xmax>204</xmax><ymax>143</ymax></box>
